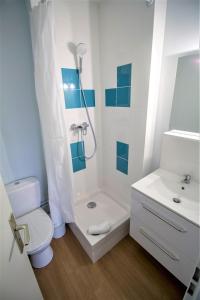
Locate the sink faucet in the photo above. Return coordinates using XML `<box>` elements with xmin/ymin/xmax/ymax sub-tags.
<box><xmin>182</xmin><ymin>174</ymin><xmax>191</xmax><ymax>184</ymax></box>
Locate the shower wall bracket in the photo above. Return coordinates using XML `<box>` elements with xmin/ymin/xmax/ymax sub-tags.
<box><xmin>70</xmin><ymin>122</ymin><xmax>89</xmax><ymax>135</ymax></box>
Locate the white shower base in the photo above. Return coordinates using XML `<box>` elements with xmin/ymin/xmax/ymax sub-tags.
<box><xmin>69</xmin><ymin>192</ymin><xmax>130</xmax><ymax>262</ymax></box>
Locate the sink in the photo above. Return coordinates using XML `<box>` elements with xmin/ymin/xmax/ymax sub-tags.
<box><xmin>131</xmin><ymin>168</ymin><xmax>200</xmax><ymax>227</ymax></box>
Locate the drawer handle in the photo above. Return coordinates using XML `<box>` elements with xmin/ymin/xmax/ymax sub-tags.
<box><xmin>141</xmin><ymin>203</ymin><xmax>187</xmax><ymax>233</ymax></box>
<box><xmin>139</xmin><ymin>227</ymin><xmax>180</xmax><ymax>261</ymax></box>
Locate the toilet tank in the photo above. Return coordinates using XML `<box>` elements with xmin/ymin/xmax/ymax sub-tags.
<box><xmin>6</xmin><ymin>177</ymin><xmax>41</xmax><ymax>218</ymax></box>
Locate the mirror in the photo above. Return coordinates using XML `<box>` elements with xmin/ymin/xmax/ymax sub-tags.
<box><xmin>169</xmin><ymin>51</ymin><xmax>199</xmax><ymax>133</ymax></box>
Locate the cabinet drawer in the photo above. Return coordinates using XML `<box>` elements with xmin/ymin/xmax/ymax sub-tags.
<box><xmin>131</xmin><ymin>189</ymin><xmax>200</xmax><ymax>261</ymax></box>
<box><xmin>130</xmin><ymin>217</ymin><xmax>197</xmax><ymax>286</ymax></box>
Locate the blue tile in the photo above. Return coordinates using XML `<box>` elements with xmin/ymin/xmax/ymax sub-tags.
<box><xmin>117</xmin><ymin>141</ymin><xmax>129</xmax><ymax>160</ymax></box>
<box><xmin>105</xmin><ymin>88</ymin><xmax>116</xmax><ymax>106</ymax></box>
<box><xmin>64</xmin><ymin>89</ymin><xmax>81</xmax><ymax>109</ymax></box>
<box><xmin>72</xmin><ymin>156</ymin><xmax>86</xmax><ymax>172</ymax></box>
<box><xmin>61</xmin><ymin>68</ymin><xmax>80</xmax><ymax>89</ymax></box>
<box><xmin>117</xmin><ymin>64</ymin><xmax>132</xmax><ymax>87</ymax></box>
<box><xmin>117</xmin><ymin>87</ymin><xmax>131</xmax><ymax>107</ymax></box>
<box><xmin>80</xmin><ymin>90</ymin><xmax>95</xmax><ymax>107</ymax></box>
<box><xmin>117</xmin><ymin>157</ymin><xmax>128</xmax><ymax>175</ymax></box>
<box><xmin>70</xmin><ymin>141</ymin><xmax>85</xmax><ymax>158</ymax></box>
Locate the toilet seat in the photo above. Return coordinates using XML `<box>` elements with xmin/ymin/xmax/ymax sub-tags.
<box><xmin>17</xmin><ymin>208</ymin><xmax>54</xmax><ymax>255</ymax></box>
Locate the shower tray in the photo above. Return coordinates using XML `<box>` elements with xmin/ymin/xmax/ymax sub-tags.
<box><xmin>69</xmin><ymin>192</ymin><xmax>130</xmax><ymax>263</ymax></box>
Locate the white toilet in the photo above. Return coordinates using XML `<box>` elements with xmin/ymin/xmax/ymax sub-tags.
<box><xmin>6</xmin><ymin>177</ymin><xmax>54</xmax><ymax>268</ymax></box>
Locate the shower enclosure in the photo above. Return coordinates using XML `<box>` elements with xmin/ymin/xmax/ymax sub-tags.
<box><xmin>65</xmin><ymin>39</ymin><xmax>130</xmax><ymax>261</ymax></box>
<box><xmin>66</xmin><ymin>39</ymin><xmax>130</xmax><ymax>261</ymax></box>
<box><xmin>30</xmin><ymin>0</ymin><xmax>154</xmax><ymax>261</ymax></box>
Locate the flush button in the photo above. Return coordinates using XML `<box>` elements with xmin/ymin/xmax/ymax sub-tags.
<box><xmin>193</xmin><ymin>267</ymin><xmax>200</xmax><ymax>282</ymax></box>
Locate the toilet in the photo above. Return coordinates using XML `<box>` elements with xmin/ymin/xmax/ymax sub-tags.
<box><xmin>6</xmin><ymin>177</ymin><xmax>54</xmax><ymax>268</ymax></box>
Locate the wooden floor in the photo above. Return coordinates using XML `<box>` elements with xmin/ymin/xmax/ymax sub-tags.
<box><xmin>34</xmin><ymin>230</ymin><xmax>186</xmax><ymax>300</ymax></box>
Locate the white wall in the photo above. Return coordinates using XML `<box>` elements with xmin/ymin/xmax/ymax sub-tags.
<box><xmin>54</xmin><ymin>0</ymin><xmax>102</xmax><ymax>202</ymax></box>
<box><xmin>164</xmin><ymin>0</ymin><xmax>199</xmax><ymax>56</ymax></box>
<box><xmin>99</xmin><ymin>0</ymin><xmax>154</xmax><ymax>208</ymax></box>
<box><xmin>0</xmin><ymin>0</ymin><xmax>47</xmax><ymax>202</ymax></box>
<box><xmin>160</xmin><ymin>133</ymin><xmax>200</xmax><ymax>183</ymax></box>
<box><xmin>54</xmin><ymin>0</ymin><xmax>154</xmax><ymax>209</ymax></box>
<box><xmin>142</xmin><ymin>0</ymin><xmax>167</xmax><ymax>175</ymax></box>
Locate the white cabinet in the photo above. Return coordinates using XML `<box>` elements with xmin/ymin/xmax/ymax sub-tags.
<box><xmin>130</xmin><ymin>189</ymin><xmax>200</xmax><ymax>286</ymax></box>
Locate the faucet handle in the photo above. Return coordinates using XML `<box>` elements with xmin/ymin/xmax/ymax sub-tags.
<box><xmin>70</xmin><ymin>123</ymin><xmax>77</xmax><ymax>131</ymax></box>
<box><xmin>82</xmin><ymin>122</ymin><xmax>89</xmax><ymax>129</ymax></box>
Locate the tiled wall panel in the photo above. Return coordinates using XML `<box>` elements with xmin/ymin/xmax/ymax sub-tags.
<box><xmin>116</xmin><ymin>141</ymin><xmax>129</xmax><ymax>175</ymax></box>
<box><xmin>105</xmin><ymin>64</ymin><xmax>132</xmax><ymax>107</ymax></box>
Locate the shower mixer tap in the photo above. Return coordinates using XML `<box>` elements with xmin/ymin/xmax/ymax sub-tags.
<box><xmin>70</xmin><ymin>122</ymin><xmax>89</xmax><ymax>135</ymax></box>
<box><xmin>81</xmin><ymin>122</ymin><xmax>89</xmax><ymax>135</ymax></box>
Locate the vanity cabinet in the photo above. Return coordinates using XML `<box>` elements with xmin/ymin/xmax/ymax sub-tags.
<box><xmin>130</xmin><ymin>189</ymin><xmax>200</xmax><ymax>286</ymax></box>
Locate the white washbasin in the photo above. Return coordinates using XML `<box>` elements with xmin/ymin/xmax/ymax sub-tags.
<box><xmin>132</xmin><ymin>168</ymin><xmax>200</xmax><ymax>227</ymax></box>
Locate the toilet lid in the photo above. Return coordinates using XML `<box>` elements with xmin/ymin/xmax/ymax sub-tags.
<box><xmin>17</xmin><ymin>208</ymin><xmax>54</xmax><ymax>255</ymax></box>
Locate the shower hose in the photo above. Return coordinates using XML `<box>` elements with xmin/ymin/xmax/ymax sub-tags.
<box><xmin>79</xmin><ymin>73</ymin><xmax>97</xmax><ymax>160</ymax></box>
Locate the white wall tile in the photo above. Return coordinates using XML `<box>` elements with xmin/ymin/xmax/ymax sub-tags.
<box><xmin>99</xmin><ymin>1</ymin><xmax>154</xmax><ymax>208</ymax></box>
<box><xmin>54</xmin><ymin>1</ymin><xmax>154</xmax><ymax>207</ymax></box>
<box><xmin>54</xmin><ymin>1</ymin><xmax>101</xmax><ymax>202</ymax></box>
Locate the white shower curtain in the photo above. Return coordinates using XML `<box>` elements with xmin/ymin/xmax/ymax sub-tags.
<box><xmin>29</xmin><ymin>1</ymin><xmax>74</xmax><ymax>238</ymax></box>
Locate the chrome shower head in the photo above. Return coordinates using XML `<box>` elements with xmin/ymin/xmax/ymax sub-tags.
<box><xmin>76</xmin><ymin>43</ymin><xmax>87</xmax><ymax>57</ymax></box>
<box><xmin>76</xmin><ymin>43</ymin><xmax>87</xmax><ymax>73</ymax></box>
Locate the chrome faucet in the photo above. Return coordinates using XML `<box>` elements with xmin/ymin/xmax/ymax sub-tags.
<box><xmin>70</xmin><ymin>122</ymin><xmax>89</xmax><ymax>135</ymax></box>
<box><xmin>182</xmin><ymin>174</ymin><xmax>191</xmax><ymax>184</ymax></box>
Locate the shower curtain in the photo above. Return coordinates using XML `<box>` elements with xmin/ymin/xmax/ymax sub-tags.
<box><xmin>29</xmin><ymin>1</ymin><xmax>74</xmax><ymax>238</ymax></box>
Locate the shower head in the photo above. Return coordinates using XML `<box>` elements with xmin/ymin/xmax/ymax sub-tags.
<box><xmin>145</xmin><ymin>0</ymin><xmax>154</xmax><ymax>6</ymax></box>
<box><xmin>76</xmin><ymin>43</ymin><xmax>87</xmax><ymax>73</ymax></box>
<box><xmin>76</xmin><ymin>43</ymin><xmax>87</xmax><ymax>58</ymax></box>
